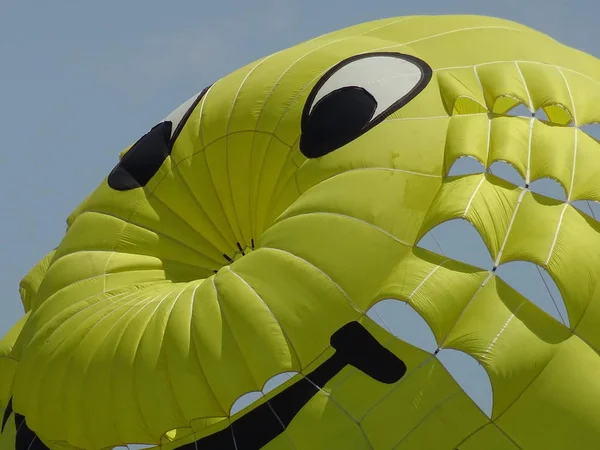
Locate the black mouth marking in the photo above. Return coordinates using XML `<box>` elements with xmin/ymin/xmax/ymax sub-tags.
<box><xmin>1</xmin><ymin>322</ymin><xmax>405</xmax><ymax>450</ymax></box>
<box><xmin>1</xmin><ymin>397</ymin><xmax>12</xmax><ymax>433</ymax></box>
<box><xmin>177</xmin><ymin>321</ymin><xmax>406</xmax><ymax>450</ymax></box>
<box><xmin>1</xmin><ymin>398</ymin><xmax>50</xmax><ymax>450</ymax></box>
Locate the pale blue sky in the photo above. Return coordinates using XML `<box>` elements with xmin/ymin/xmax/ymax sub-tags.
<box><xmin>1</xmin><ymin>0</ymin><xmax>599</xmax><ymax>424</ymax></box>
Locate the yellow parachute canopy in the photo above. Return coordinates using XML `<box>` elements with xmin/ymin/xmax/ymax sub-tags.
<box><xmin>2</xmin><ymin>14</ymin><xmax>600</xmax><ymax>450</ymax></box>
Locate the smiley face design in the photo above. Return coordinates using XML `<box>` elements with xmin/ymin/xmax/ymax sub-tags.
<box><xmin>2</xmin><ymin>14</ymin><xmax>600</xmax><ymax>450</ymax></box>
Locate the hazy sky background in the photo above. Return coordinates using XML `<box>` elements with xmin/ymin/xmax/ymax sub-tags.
<box><xmin>1</xmin><ymin>0</ymin><xmax>599</xmax><ymax>435</ymax></box>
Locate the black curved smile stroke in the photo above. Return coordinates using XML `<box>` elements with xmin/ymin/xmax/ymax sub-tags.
<box><xmin>176</xmin><ymin>321</ymin><xmax>406</xmax><ymax>450</ymax></box>
<box><xmin>1</xmin><ymin>398</ymin><xmax>49</xmax><ymax>450</ymax></box>
<box><xmin>299</xmin><ymin>52</ymin><xmax>433</xmax><ymax>159</ymax></box>
<box><xmin>1</xmin><ymin>322</ymin><xmax>405</xmax><ymax>450</ymax></box>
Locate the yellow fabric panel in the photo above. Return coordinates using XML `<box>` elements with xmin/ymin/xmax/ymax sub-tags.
<box><xmin>571</xmin><ymin>129</ymin><xmax>600</xmax><ymax>201</ymax></box>
<box><xmin>0</xmin><ymin>314</ymin><xmax>27</xmax><ymax>413</ymax></box>
<box><xmin>251</xmin><ymin>137</ymin><xmax>297</xmax><ymax>239</ymax></box>
<box><xmin>127</xmin><ymin>190</ymin><xmax>228</xmax><ymax>267</ymax></box>
<box><xmin>279</xmin><ymin>169</ymin><xmax>441</xmax><ymax>246</ymax></box>
<box><xmin>496</xmin><ymin>335</ymin><xmax>600</xmax><ymax>448</ymax></box>
<box><xmin>63</xmin><ymin>180</ymin><xmax>145</xmax><ymax>235</ymax></box>
<box><xmin>574</xmin><ymin>283</ymin><xmax>600</xmax><ymax>351</ymax></box>
<box><xmin>518</xmin><ymin>62</ymin><xmax>574</xmax><ymax>123</ymax></box>
<box><xmin>186</xmin><ymin>277</ymin><xmax>258</xmax><ymax>415</ymax></box>
<box><xmin>48</xmin><ymin>443</ymin><xmax>80</xmax><ymax>450</ymax></box>
<box><xmin>478</xmin><ymin>63</ymin><xmax>532</xmax><ymax>113</ymax></box>
<box><xmin>360</xmin><ymin>355</ymin><xmax>486</xmax><ymax>449</ymax></box>
<box><xmin>36</xmin><ymin>246</ymin><xmax>199</xmax><ymax>311</ymax></box>
<box><xmin>279</xmin><ymin>385</ymin><xmax>371</xmax><ymax>449</ymax></box>
<box><xmin>261</xmin><ymin>154</ymin><xmax>302</xmax><ymax>233</ymax></box>
<box><xmin>0</xmin><ymin>418</ymin><xmax>15</xmax><ymax>450</ymax></box>
<box><xmin>200</xmin><ymin>131</ymin><xmax>246</xmax><ymax>247</ymax></box>
<box><xmin>404</xmin><ymin>27</ymin><xmax>531</xmax><ymax>71</ymax></box>
<box><xmin>15</xmin><ymin>286</ymin><xmax>186</xmax><ymax>446</ymax></box>
<box><xmin>528</xmin><ymin>120</ymin><xmax>575</xmax><ymax>189</ymax></box>
<box><xmin>458</xmin><ymin>423</ymin><xmax>518</xmax><ymax>450</ymax></box>
<box><xmin>488</xmin><ymin>116</ymin><xmax>530</xmax><ymax>178</ymax></box>
<box><xmin>444</xmin><ymin>114</ymin><xmax>490</xmax><ymax>172</ymax></box>
<box><xmin>20</xmin><ymin>277</ymin><xmax>265</xmax><ymax>447</ymax></box>
<box><xmin>335</xmin><ymin>318</ymin><xmax>488</xmax><ymax>450</ymax></box>
<box><xmin>375</xmin><ymin>248</ymin><xmax>488</xmax><ymax>344</ymax></box>
<box><xmin>231</xmin><ymin>248</ymin><xmax>359</xmax><ymax>368</ymax></box>
<box><xmin>437</xmin><ymin>68</ymin><xmax>488</xmax><ymax>115</ymax></box>
<box><xmin>173</xmin><ymin>141</ymin><xmax>243</xmax><ymax>251</ymax></box>
<box><xmin>391</xmin><ymin>393</ymin><xmax>489</xmax><ymax>449</ymax></box>
<box><xmin>546</xmin><ymin>205</ymin><xmax>600</xmax><ymax>324</ymax></box>
<box><xmin>420</xmin><ymin>174</ymin><xmax>523</xmax><ymax>262</ymax></box>
<box><xmin>443</xmin><ymin>275</ymin><xmax>567</xmax><ymax>416</ymax></box>
<box><xmin>213</xmin><ymin>268</ymin><xmax>298</xmax><ymax>385</ymax></box>
<box><xmin>561</xmin><ymin>68</ymin><xmax>600</xmax><ymax>125</ymax></box>
<box><xmin>296</xmin><ymin>117</ymin><xmax>448</xmax><ymax>197</ymax></box>
<box><xmin>260</xmin><ymin>212</ymin><xmax>411</xmax><ymax>311</ymax></box>
<box><xmin>18</xmin><ymin>250</ymin><xmax>55</xmax><ymax>312</ymax></box>
<box><xmin>355</xmin><ymin>15</ymin><xmax>532</xmax><ymax>47</ymax></box>
<box><xmin>150</xmin><ymin>161</ymin><xmax>238</xmax><ymax>256</ymax></box>
<box><xmin>499</xmin><ymin>190</ymin><xmax>566</xmax><ymax>266</ymax></box>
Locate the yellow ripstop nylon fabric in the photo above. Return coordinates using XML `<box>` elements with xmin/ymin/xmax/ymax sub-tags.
<box><xmin>2</xmin><ymin>14</ymin><xmax>600</xmax><ymax>450</ymax></box>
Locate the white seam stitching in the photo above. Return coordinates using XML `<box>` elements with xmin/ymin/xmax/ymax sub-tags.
<box><xmin>273</xmin><ymin>211</ymin><xmax>411</xmax><ymax>247</ymax></box>
<box><xmin>227</xmin><ymin>266</ymin><xmax>302</xmax><ymax>370</ymax></box>
<box><xmin>359</xmin><ymin>26</ymin><xmax>524</xmax><ymax>54</ymax></box>
<box><xmin>434</xmin><ymin>60</ymin><xmax>600</xmax><ymax>88</ymax></box>
<box><xmin>464</xmin><ymin>175</ymin><xmax>487</xmax><ymax>217</ymax></box>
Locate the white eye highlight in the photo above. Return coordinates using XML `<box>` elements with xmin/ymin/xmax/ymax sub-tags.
<box><xmin>308</xmin><ymin>53</ymin><xmax>430</xmax><ymax>118</ymax></box>
<box><xmin>162</xmin><ymin>86</ymin><xmax>210</xmax><ymax>141</ymax></box>
<box><xmin>300</xmin><ymin>52</ymin><xmax>432</xmax><ymax>159</ymax></box>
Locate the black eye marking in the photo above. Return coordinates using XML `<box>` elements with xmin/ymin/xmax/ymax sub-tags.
<box><xmin>300</xmin><ymin>52</ymin><xmax>432</xmax><ymax>159</ymax></box>
<box><xmin>301</xmin><ymin>86</ymin><xmax>377</xmax><ymax>158</ymax></box>
<box><xmin>107</xmin><ymin>86</ymin><xmax>210</xmax><ymax>191</ymax></box>
<box><xmin>107</xmin><ymin>121</ymin><xmax>173</xmax><ymax>191</ymax></box>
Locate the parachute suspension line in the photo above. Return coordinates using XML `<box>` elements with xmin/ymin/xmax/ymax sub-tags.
<box><xmin>534</xmin><ymin>264</ymin><xmax>567</xmax><ymax>325</ymax></box>
<box><xmin>230</xmin><ymin>425</ymin><xmax>239</xmax><ymax>450</ymax></box>
<box><xmin>371</xmin><ymin>307</ymin><xmax>395</xmax><ymax>337</ymax></box>
<box><xmin>586</xmin><ymin>201</ymin><xmax>597</xmax><ymax>220</ymax></box>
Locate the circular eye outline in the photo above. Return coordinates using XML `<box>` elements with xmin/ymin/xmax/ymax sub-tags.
<box><xmin>300</xmin><ymin>52</ymin><xmax>433</xmax><ymax>157</ymax></box>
